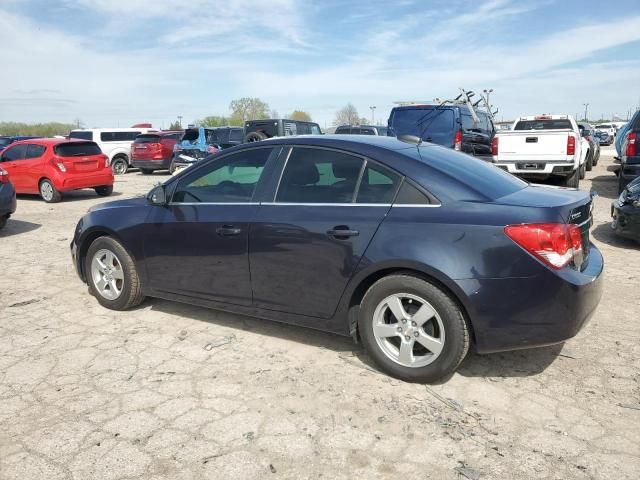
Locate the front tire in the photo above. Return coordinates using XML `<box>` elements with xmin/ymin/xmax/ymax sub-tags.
<box><xmin>39</xmin><ymin>179</ymin><xmax>62</xmax><ymax>203</ymax></box>
<box><xmin>85</xmin><ymin>236</ymin><xmax>144</xmax><ymax>310</ymax></box>
<box><xmin>95</xmin><ymin>185</ymin><xmax>113</xmax><ymax>196</ymax></box>
<box><xmin>585</xmin><ymin>152</ymin><xmax>593</xmax><ymax>171</ymax></box>
<box><xmin>358</xmin><ymin>274</ymin><xmax>469</xmax><ymax>383</ymax></box>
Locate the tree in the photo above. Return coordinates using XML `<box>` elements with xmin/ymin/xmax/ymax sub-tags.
<box><xmin>359</xmin><ymin>117</ymin><xmax>369</xmax><ymax>125</ymax></box>
<box><xmin>334</xmin><ymin>103</ymin><xmax>360</xmax><ymax>125</ymax></box>
<box><xmin>197</xmin><ymin>116</ymin><xmax>229</xmax><ymax>127</ymax></box>
<box><xmin>229</xmin><ymin>97</ymin><xmax>270</xmax><ymax>125</ymax></box>
<box><xmin>0</xmin><ymin>121</ymin><xmax>76</xmax><ymax>136</ymax></box>
<box><xmin>289</xmin><ymin>110</ymin><xmax>312</xmax><ymax>122</ymax></box>
<box><xmin>168</xmin><ymin>121</ymin><xmax>182</xmax><ymax>130</ymax></box>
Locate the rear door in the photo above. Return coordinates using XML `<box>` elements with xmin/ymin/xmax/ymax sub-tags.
<box><xmin>249</xmin><ymin>146</ymin><xmax>401</xmax><ymax>319</ymax></box>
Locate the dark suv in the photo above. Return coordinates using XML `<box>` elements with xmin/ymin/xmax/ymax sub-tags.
<box><xmin>243</xmin><ymin>119</ymin><xmax>322</xmax><ymax>143</ymax></box>
<box><xmin>619</xmin><ymin>109</ymin><xmax>640</xmax><ymax>193</ymax></box>
<box><xmin>335</xmin><ymin>125</ymin><xmax>388</xmax><ymax>136</ymax></box>
<box><xmin>387</xmin><ymin>105</ymin><xmax>495</xmax><ymax>160</ymax></box>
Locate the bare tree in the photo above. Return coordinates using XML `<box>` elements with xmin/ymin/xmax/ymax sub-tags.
<box><xmin>334</xmin><ymin>103</ymin><xmax>360</xmax><ymax>125</ymax></box>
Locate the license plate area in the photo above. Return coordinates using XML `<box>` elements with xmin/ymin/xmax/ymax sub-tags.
<box><xmin>517</xmin><ymin>162</ymin><xmax>545</xmax><ymax>170</ymax></box>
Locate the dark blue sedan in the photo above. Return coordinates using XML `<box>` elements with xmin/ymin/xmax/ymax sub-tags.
<box><xmin>70</xmin><ymin>136</ymin><xmax>603</xmax><ymax>382</ymax></box>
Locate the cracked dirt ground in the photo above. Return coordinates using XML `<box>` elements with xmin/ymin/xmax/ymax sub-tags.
<box><xmin>1</xmin><ymin>146</ymin><xmax>639</xmax><ymax>480</ymax></box>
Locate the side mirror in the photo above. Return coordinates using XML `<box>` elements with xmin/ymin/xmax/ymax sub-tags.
<box><xmin>147</xmin><ymin>185</ymin><xmax>167</xmax><ymax>205</ymax></box>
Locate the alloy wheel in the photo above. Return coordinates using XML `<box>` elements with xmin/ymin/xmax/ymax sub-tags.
<box><xmin>90</xmin><ymin>249</ymin><xmax>125</xmax><ymax>300</ymax></box>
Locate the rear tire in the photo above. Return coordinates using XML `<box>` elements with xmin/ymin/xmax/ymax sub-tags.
<box><xmin>586</xmin><ymin>152</ymin><xmax>593</xmax><ymax>171</ymax></box>
<box><xmin>39</xmin><ymin>179</ymin><xmax>62</xmax><ymax>203</ymax></box>
<box><xmin>244</xmin><ymin>131</ymin><xmax>268</xmax><ymax>143</ymax></box>
<box><xmin>85</xmin><ymin>236</ymin><xmax>145</xmax><ymax>311</ymax></box>
<box><xmin>111</xmin><ymin>156</ymin><xmax>128</xmax><ymax>175</ymax></box>
<box><xmin>0</xmin><ymin>216</ymin><xmax>6</xmax><ymax>230</ymax></box>
<box><xmin>95</xmin><ymin>185</ymin><xmax>113</xmax><ymax>197</ymax></box>
<box><xmin>562</xmin><ymin>168</ymin><xmax>580</xmax><ymax>188</ymax></box>
<box><xmin>358</xmin><ymin>274</ymin><xmax>469</xmax><ymax>383</ymax></box>
<box><xmin>169</xmin><ymin>157</ymin><xmax>177</xmax><ymax>174</ymax></box>
<box><xmin>140</xmin><ymin>168</ymin><xmax>153</xmax><ymax>175</ymax></box>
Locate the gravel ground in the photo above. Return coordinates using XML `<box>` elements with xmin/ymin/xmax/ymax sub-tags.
<box><xmin>1</xmin><ymin>145</ymin><xmax>638</xmax><ymax>480</ymax></box>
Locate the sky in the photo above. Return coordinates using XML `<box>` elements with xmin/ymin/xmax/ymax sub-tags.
<box><xmin>1</xmin><ymin>0</ymin><xmax>640</xmax><ymax>129</ymax></box>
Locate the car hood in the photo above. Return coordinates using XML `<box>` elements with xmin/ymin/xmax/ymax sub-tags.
<box><xmin>89</xmin><ymin>196</ymin><xmax>147</xmax><ymax>212</ymax></box>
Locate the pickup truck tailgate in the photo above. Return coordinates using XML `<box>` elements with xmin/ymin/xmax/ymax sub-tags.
<box><xmin>497</xmin><ymin>130</ymin><xmax>572</xmax><ymax>162</ymax></box>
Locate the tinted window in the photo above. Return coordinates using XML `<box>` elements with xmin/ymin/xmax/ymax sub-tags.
<box><xmin>310</xmin><ymin>125</ymin><xmax>322</xmax><ymax>135</ymax></box>
<box><xmin>335</xmin><ymin>126</ymin><xmax>351</xmax><ymax>134</ymax></box>
<box><xmin>172</xmin><ymin>148</ymin><xmax>273</xmax><ymax>203</ymax></box>
<box><xmin>395</xmin><ymin>181</ymin><xmax>432</xmax><ymax>205</ymax></box>
<box><xmin>134</xmin><ymin>134</ymin><xmax>161</xmax><ymax>144</ymax></box>
<box><xmin>54</xmin><ymin>142</ymin><xmax>102</xmax><ymax>156</ymax></box>
<box><xmin>375</xmin><ymin>126</ymin><xmax>388</xmax><ymax>136</ymax></box>
<box><xmin>360</xmin><ymin>128</ymin><xmax>375</xmax><ymax>135</ymax></box>
<box><xmin>514</xmin><ymin>120</ymin><xmax>572</xmax><ymax>130</ymax></box>
<box><xmin>100</xmin><ymin>131</ymin><xmax>141</xmax><ymax>142</ymax></box>
<box><xmin>356</xmin><ymin>163</ymin><xmax>401</xmax><ymax>204</ymax></box>
<box><xmin>229</xmin><ymin>129</ymin><xmax>243</xmax><ymax>142</ymax></box>
<box><xmin>1</xmin><ymin>144</ymin><xmax>28</xmax><ymax>162</ymax></box>
<box><xmin>390</xmin><ymin>108</ymin><xmax>455</xmax><ymax>139</ymax></box>
<box><xmin>25</xmin><ymin>144</ymin><xmax>46</xmax><ymax>159</ymax></box>
<box><xmin>461</xmin><ymin>113</ymin><xmax>477</xmax><ymax>132</ymax></box>
<box><xmin>276</xmin><ymin>148</ymin><xmax>364</xmax><ymax>203</ymax></box>
<box><xmin>69</xmin><ymin>131</ymin><xmax>93</xmax><ymax>141</ymax></box>
<box><xmin>0</xmin><ymin>138</ymin><xmax>12</xmax><ymax>148</ymax></box>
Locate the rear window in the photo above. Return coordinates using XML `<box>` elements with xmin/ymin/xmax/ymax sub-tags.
<box><xmin>229</xmin><ymin>129</ymin><xmax>243</xmax><ymax>142</ymax></box>
<box><xmin>514</xmin><ymin>119</ymin><xmax>572</xmax><ymax>130</ymax></box>
<box><xmin>54</xmin><ymin>142</ymin><xmax>102</xmax><ymax>156</ymax></box>
<box><xmin>100</xmin><ymin>131</ymin><xmax>140</xmax><ymax>142</ymax></box>
<box><xmin>390</xmin><ymin>108</ymin><xmax>455</xmax><ymax>138</ymax></box>
<box><xmin>69</xmin><ymin>131</ymin><xmax>93</xmax><ymax>141</ymax></box>
<box><xmin>134</xmin><ymin>134</ymin><xmax>161</xmax><ymax>144</ymax></box>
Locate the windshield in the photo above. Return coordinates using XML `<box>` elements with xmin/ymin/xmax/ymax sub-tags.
<box><xmin>390</xmin><ymin>108</ymin><xmax>455</xmax><ymax>144</ymax></box>
<box><xmin>514</xmin><ymin>119</ymin><xmax>572</xmax><ymax>130</ymax></box>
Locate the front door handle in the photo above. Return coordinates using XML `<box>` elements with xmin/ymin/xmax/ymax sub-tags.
<box><xmin>216</xmin><ymin>225</ymin><xmax>241</xmax><ymax>236</ymax></box>
<box><xmin>327</xmin><ymin>226</ymin><xmax>359</xmax><ymax>239</ymax></box>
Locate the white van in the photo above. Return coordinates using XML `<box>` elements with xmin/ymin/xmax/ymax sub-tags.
<box><xmin>69</xmin><ymin>128</ymin><xmax>158</xmax><ymax>174</ymax></box>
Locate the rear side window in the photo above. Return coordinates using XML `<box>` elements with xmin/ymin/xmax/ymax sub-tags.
<box><xmin>356</xmin><ymin>163</ymin><xmax>401</xmax><ymax>204</ymax></box>
<box><xmin>229</xmin><ymin>129</ymin><xmax>243</xmax><ymax>142</ymax></box>
<box><xmin>514</xmin><ymin>120</ymin><xmax>572</xmax><ymax>130</ymax></box>
<box><xmin>1</xmin><ymin>144</ymin><xmax>28</xmax><ymax>162</ymax></box>
<box><xmin>276</xmin><ymin>148</ymin><xmax>364</xmax><ymax>203</ymax></box>
<box><xmin>335</xmin><ymin>127</ymin><xmax>351</xmax><ymax>134</ymax></box>
<box><xmin>394</xmin><ymin>181</ymin><xmax>432</xmax><ymax>205</ymax></box>
<box><xmin>54</xmin><ymin>142</ymin><xmax>102</xmax><ymax>156</ymax></box>
<box><xmin>69</xmin><ymin>131</ymin><xmax>93</xmax><ymax>141</ymax></box>
<box><xmin>135</xmin><ymin>134</ymin><xmax>161</xmax><ymax>144</ymax></box>
<box><xmin>100</xmin><ymin>131</ymin><xmax>141</xmax><ymax>142</ymax></box>
<box><xmin>25</xmin><ymin>144</ymin><xmax>46</xmax><ymax>159</ymax></box>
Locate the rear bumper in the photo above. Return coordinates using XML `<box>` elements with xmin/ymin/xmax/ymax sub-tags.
<box><xmin>611</xmin><ymin>200</ymin><xmax>640</xmax><ymax>242</ymax></box>
<box><xmin>0</xmin><ymin>182</ymin><xmax>17</xmax><ymax>217</ymax></box>
<box><xmin>57</xmin><ymin>170</ymin><xmax>114</xmax><ymax>192</ymax></box>
<box><xmin>459</xmin><ymin>243</ymin><xmax>604</xmax><ymax>354</ymax></box>
<box><xmin>131</xmin><ymin>158</ymin><xmax>172</xmax><ymax>170</ymax></box>
<box><xmin>494</xmin><ymin>161</ymin><xmax>577</xmax><ymax>177</ymax></box>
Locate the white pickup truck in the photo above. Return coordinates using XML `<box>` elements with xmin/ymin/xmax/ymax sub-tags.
<box><xmin>492</xmin><ymin>115</ymin><xmax>589</xmax><ymax>188</ymax></box>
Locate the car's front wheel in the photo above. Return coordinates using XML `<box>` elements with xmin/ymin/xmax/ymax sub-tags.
<box><xmin>358</xmin><ymin>274</ymin><xmax>469</xmax><ymax>383</ymax></box>
<box><xmin>85</xmin><ymin>236</ymin><xmax>145</xmax><ymax>310</ymax></box>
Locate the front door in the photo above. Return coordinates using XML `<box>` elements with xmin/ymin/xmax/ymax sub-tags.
<box><xmin>249</xmin><ymin>147</ymin><xmax>401</xmax><ymax>318</ymax></box>
<box><xmin>144</xmin><ymin>147</ymin><xmax>276</xmax><ymax>306</ymax></box>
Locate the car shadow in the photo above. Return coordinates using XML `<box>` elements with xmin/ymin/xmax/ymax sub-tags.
<box><xmin>0</xmin><ymin>219</ymin><xmax>41</xmax><ymax>237</ymax></box>
<box><xmin>592</xmin><ymin>222</ymin><xmax>640</xmax><ymax>250</ymax></box>
<box><xmin>145</xmin><ymin>298</ymin><xmax>566</xmax><ymax>382</ymax></box>
<box><xmin>17</xmin><ymin>191</ymin><xmax>122</xmax><ymax>203</ymax></box>
<box><xmin>589</xmin><ymin>174</ymin><xmax>618</xmax><ymax>199</ymax></box>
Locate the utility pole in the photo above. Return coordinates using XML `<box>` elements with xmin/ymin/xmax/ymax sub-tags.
<box><xmin>177</xmin><ymin>115</ymin><xmax>183</xmax><ymax>127</ymax></box>
<box><xmin>369</xmin><ymin>106</ymin><xmax>376</xmax><ymax>124</ymax></box>
<box><xmin>583</xmin><ymin>103</ymin><xmax>589</xmax><ymax>122</ymax></box>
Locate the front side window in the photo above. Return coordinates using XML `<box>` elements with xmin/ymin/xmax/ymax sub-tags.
<box><xmin>1</xmin><ymin>144</ymin><xmax>28</xmax><ymax>162</ymax></box>
<box><xmin>172</xmin><ymin>148</ymin><xmax>273</xmax><ymax>203</ymax></box>
<box><xmin>276</xmin><ymin>148</ymin><xmax>364</xmax><ymax>203</ymax></box>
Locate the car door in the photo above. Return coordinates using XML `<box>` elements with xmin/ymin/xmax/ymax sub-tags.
<box><xmin>143</xmin><ymin>146</ymin><xmax>277</xmax><ymax>306</ymax></box>
<box><xmin>0</xmin><ymin>144</ymin><xmax>29</xmax><ymax>191</ymax></box>
<box><xmin>249</xmin><ymin>146</ymin><xmax>401</xmax><ymax>319</ymax></box>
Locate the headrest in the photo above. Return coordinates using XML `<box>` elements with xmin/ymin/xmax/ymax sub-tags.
<box><xmin>287</xmin><ymin>161</ymin><xmax>319</xmax><ymax>185</ymax></box>
<box><xmin>332</xmin><ymin>160</ymin><xmax>361</xmax><ymax>180</ymax></box>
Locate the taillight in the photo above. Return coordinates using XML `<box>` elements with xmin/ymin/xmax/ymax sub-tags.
<box><xmin>491</xmin><ymin>137</ymin><xmax>499</xmax><ymax>156</ymax></box>
<box><xmin>505</xmin><ymin>223</ymin><xmax>583</xmax><ymax>269</ymax></box>
<box><xmin>52</xmin><ymin>156</ymin><xmax>66</xmax><ymax>172</ymax></box>
<box><xmin>102</xmin><ymin>154</ymin><xmax>109</xmax><ymax>168</ymax></box>
<box><xmin>0</xmin><ymin>167</ymin><xmax>9</xmax><ymax>183</ymax></box>
<box><xmin>567</xmin><ymin>135</ymin><xmax>576</xmax><ymax>156</ymax></box>
<box><xmin>453</xmin><ymin>130</ymin><xmax>463</xmax><ymax>151</ymax></box>
<box><xmin>626</xmin><ymin>132</ymin><xmax>637</xmax><ymax>157</ymax></box>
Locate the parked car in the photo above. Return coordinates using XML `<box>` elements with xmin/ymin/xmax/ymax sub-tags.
<box><xmin>171</xmin><ymin>127</ymin><xmax>221</xmax><ymax>174</ymax></box>
<box><xmin>578</xmin><ymin>122</ymin><xmax>600</xmax><ymax>170</ymax></box>
<box><xmin>387</xmin><ymin>104</ymin><xmax>495</xmax><ymax>160</ymax></box>
<box><xmin>493</xmin><ymin>115</ymin><xmax>588</xmax><ymax>187</ymax></box>
<box><xmin>0</xmin><ymin>166</ymin><xmax>16</xmax><ymax>229</ymax></box>
<box><xmin>70</xmin><ymin>135</ymin><xmax>603</xmax><ymax>383</ymax></box>
<box><xmin>594</xmin><ymin>130</ymin><xmax>612</xmax><ymax>146</ymax></box>
<box><xmin>0</xmin><ymin>139</ymin><xmax>114</xmax><ymax>203</ymax></box>
<box><xmin>130</xmin><ymin>131</ymin><xmax>183</xmax><ymax>174</ymax></box>
<box><xmin>618</xmin><ymin>110</ymin><xmax>640</xmax><ymax>193</ymax></box>
<box><xmin>243</xmin><ymin>119</ymin><xmax>322</xmax><ymax>142</ymax></box>
<box><xmin>595</xmin><ymin>124</ymin><xmax>617</xmax><ymax>139</ymax></box>
<box><xmin>335</xmin><ymin>125</ymin><xmax>389</xmax><ymax>136</ymax></box>
<box><xmin>69</xmin><ymin>127</ymin><xmax>158</xmax><ymax>175</ymax></box>
<box><xmin>612</xmin><ymin>176</ymin><xmax>640</xmax><ymax>243</ymax></box>
<box><xmin>208</xmin><ymin>127</ymin><xmax>244</xmax><ymax>149</ymax></box>
<box><xmin>0</xmin><ymin>136</ymin><xmax>41</xmax><ymax>153</ymax></box>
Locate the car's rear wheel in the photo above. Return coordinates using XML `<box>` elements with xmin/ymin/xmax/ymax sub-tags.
<box><xmin>579</xmin><ymin>161</ymin><xmax>586</xmax><ymax>179</ymax></box>
<box><xmin>586</xmin><ymin>152</ymin><xmax>593</xmax><ymax>171</ymax></box>
<box><xmin>95</xmin><ymin>185</ymin><xmax>113</xmax><ymax>196</ymax></box>
<box><xmin>140</xmin><ymin>168</ymin><xmax>153</xmax><ymax>175</ymax></box>
<box><xmin>111</xmin><ymin>156</ymin><xmax>128</xmax><ymax>175</ymax></box>
<box><xmin>561</xmin><ymin>168</ymin><xmax>580</xmax><ymax>188</ymax></box>
<box><xmin>85</xmin><ymin>236</ymin><xmax>144</xmax><ymax>310</ymax></box>
<box><xmin>358</xmin><ymin>274</ymin><xmax>469</xmax><ymax>383</ymax></box>
<box><xmin>169</xmin><ymin>157</ymin><xmax>177</xmax><ymax>174</ymax></box>
<box><xmin>39</xmin><ymin>179</ymin><xmax>62</xmax><ymax>203</ymax></box>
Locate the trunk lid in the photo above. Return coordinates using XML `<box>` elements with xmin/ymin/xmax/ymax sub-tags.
<box><xmin>132</xmin><ymin>134</ymin><xmax>163</xmax><ymax>160</ymax></box>
<box><xmin>54</xmin><ymin>142</ymin><xmax>105</xmax><ymax>173</ymax></box>
<box><xmin>496</xmin><ymin>130</ymin><xmax>573</xmax><ymax>162</ymax></box>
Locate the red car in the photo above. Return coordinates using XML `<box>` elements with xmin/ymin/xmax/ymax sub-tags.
<box><xmin>130</xmin><ymin>130</ymin><xmax>183</xmax><ymax>174</ymax></box>
<box><xmin>0</xmin><ymin>138</ymin><xmax>114</xmax><ymax>203</ymax></box>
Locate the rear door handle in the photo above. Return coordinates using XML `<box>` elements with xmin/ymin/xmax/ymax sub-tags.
<box><xmin>327</xmin><ymin>226</ymin><xmax>359</xmax><ymax>239</ymax></box>
<box><xmin>216</xmin><ymin>225</ymin><xmax>241</xmax><ymax>236</ymax></box>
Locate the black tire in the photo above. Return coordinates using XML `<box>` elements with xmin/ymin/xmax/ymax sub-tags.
<box><xmin>169</xmin><ymin>157</ymin><xmax>177</xmax><ymax>174</ymax></box>
<box><xmin>0</xmin><ymin>216</ymin><xmax>6</xmax><ymax>230</ymax></box>
<box><xmin>579</xmin><ymin>162</ymin><xmax>585</xmax><ymax>180</ymax></box>
<box><xmin>358</xmin><ymin>274</ymin><xmax>470</xmax><ymax>383</ymax></box>
<box><xmin>140</xmin><ymin>168</ymin><xmax>153</xmax><ymax>175</ymax></box>
<box><xmin>244</xmin><ymin>131</ymin><xmax>268</xmax><ymax>143</ymax></box>
<box><xmin>111</xmin><ymin>156</ymin><xmax>129</xmax><ymax>175</ymax></box>
<box><xmin>85</xmin><ymin>236</ymin><xmax>145</xmax><ymax>311</ymax></box>
<box><xmin>585</xmin><ymin>152</ymin><xmax>593</xmax><ymax>171</ymax></box>
<box><xmin>39</xmin><ymin>178</ymin><xmax>62</xmax><ymax>203</ymax></box>
<box><xmin>95</xmin><ymin>185</ymin><xmax>113</xmax><ymax>196</ymax></box>
<box><xmin>562</xmin><ymin>168</ymin><xmax>580</xmax><ymax>188</ymax></box>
